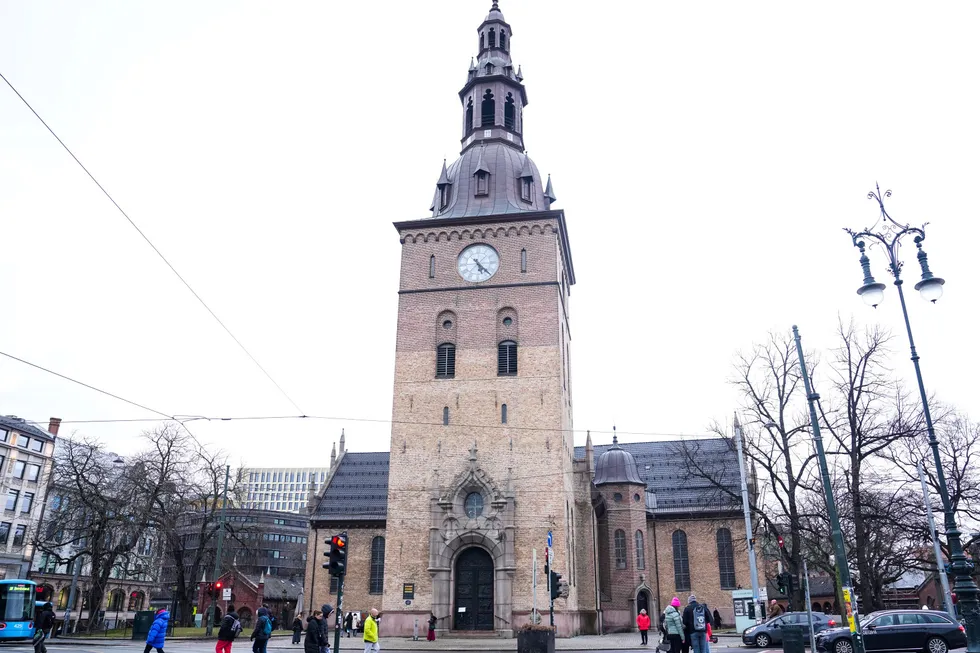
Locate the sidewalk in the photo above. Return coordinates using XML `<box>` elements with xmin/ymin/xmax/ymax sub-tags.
<box><xmin>268</xmin><ymin>633</ymin><xmax>745</xmax><ymax>650</ymax></box>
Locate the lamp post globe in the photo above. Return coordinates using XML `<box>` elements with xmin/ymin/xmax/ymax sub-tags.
<box><xmin>914</xmin><ymin>276</ymin><xmax>945</xmax><ymax>303</ymax></box>
<box><xmin>856</xmin><ymin>282</ymin><xmax>886</xmax><ymax>308</ymax></box>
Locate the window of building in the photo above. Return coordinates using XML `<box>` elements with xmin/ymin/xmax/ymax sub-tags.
<box><xmin>128</xmin><ymin>591</ymin><xmax>145</xmax><ymax>611</ymax></box>
<box><xmin>614</xmin><ymin>529</ymin><xmax>627</xmax><ymax>569</ymax></box>
<box><xmin>370</xmin><ymin>536</ymin><xmax>385</xmax><ymax>594</ymax></box>
<box><xmin>0</xmin><ymin>522</ymin><xmax>9</xmax><ymax>544</ymax></box>
<box><xmin>504</xmin><ymin>94</ymin><xmax>516</xmax><ymax>130</ymax></box>
<box><xmin>635</xmin><ymin>530</ymin><xmax>646</xmax><ymax>570</ymax></box>
<box><xmin>464</xmin><ymin>492</ymin><xmax>484</xmax><ymax>518</ymax></box>
<box><xmin>475</xmin><ymin>171</ymin><xmax>489</xmax><ymax>196</ymax></box>
<box><xmin>0</xmin><ymin>429</ymin><xmax>6</xmax><ymax>442</ymax></box>
<box><xmin>12</xmin><ymin>524</ymin><xmax>26</xmax><ymax>546</ymax></box>
<box><xmin>16</xmin><ymin>435</ymin><xmax>29</xmax><ymax>448</ymax></box>
<box><xmin>429</xmin><ymin>255</ymin><xmax>436</xmax><ymax>278</ymax></box>
<box><xmin>481</xmin><ymin>89</ymin><xmax>495</xmax><ymax>127</ymax></box>
<box><xmin>520</xmin><ymin>177</ymin><xmax>533</xmax><ymax>202</ymax></box>
<box><xmin>501</xmin><ymin>404</ymin><xmax>507</xmax><ymax>424</ymax></box>
<box><xmin>21</xmin><ymin>492</ymin><xmax>34</xmax><ymax>513</ymax></box>
<box><xmin>12</xmin><ymin>461</ymin><xmax>25</xmax><ymax>479</ymax></box>
<box><xmin>488</xmin><ymin>28</ymin><xmax>496</xmax><ymax>48</ymax></box>
<box><xmin>466</xmin><ymin>98</ymin><xmax>474</xmax><ymax>131</ymax></box>
<box><xmin>442</xmin><ymin>407</ymin><xmax>450</xmax><ymax>426</ymax></box>
<box><xmin>5</xmin><ymin>490</ymin><xmax>19</xmax><ymax>511</ymax></box>
<box><xmin>436</xmin><ymin>343</ymin><xmax>456</xmax><ymax>378</ymax></box>
<box><xmin>520</xmin><ymin>249</ymin><xmax>527</xmax><ymax>273</ymax></box>
<box><xmin>716</xmin><ymin>528</ymin><xmax>737</xmax><ymax>589</ymax></box>
<box><xmin>0</xmin><ymin>455</ymin><xmax>5</xmax><ymax>475</ymax></box>
<box><xmin>439</xmin><ymin>184</ymin><xmax>450</xmax><ymax>210</ymax></box>
<box><xmin>29</xmin><ymin>439</ymin><xmax>43</xmax><ymax>453</ymax></box>
<box><xmin>672</xmin><ymin>530</ymin><xmax>691</xmax><ymax>591</ymax></box>
<box><xmin>497</xmin><ymin>341</ymin><xmax>518</xmax><ymax>375</ymax></box>
<box><xmin>500</xmin><ymin>30</ymin><xmax>507</xmax><ymax>50</ymax></box>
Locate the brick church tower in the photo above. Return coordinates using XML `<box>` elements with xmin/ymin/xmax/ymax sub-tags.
<box><xmin>382</xmin><ymin>0</ymin><xmax>582</xmax><ymax>637</ymax></box>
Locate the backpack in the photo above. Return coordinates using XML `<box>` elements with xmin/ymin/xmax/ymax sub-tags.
<box><xmin>694</xmin><ymin>604</ymin><xmax>706</xmax><ymax>631</ymax></box>
<box><xmin>231</xmin><ymin>618</ymin><xmax>243</xmax><ymax>637</ymax></box>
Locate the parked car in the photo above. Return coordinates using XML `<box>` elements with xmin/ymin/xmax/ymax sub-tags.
<box><xmin>742</xmin><ymin>611</ymin><xmax>838</xmax><ymax>647</ymax></box>
<box><xmin>815</xmin><ymin>609</ymin><xmax>966</xmax><ymax>653</ymax></box>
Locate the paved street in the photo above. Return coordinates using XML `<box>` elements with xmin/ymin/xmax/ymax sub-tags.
<box><xmin>0</xmin><ymin>643</ymin><xmax>753</xmax><ymax>653</ymax></box>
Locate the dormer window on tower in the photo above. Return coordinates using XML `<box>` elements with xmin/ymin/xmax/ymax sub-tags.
<box><xmin>485</xmin><ymin>63</ymin><xmax>494</xmax><ymax>75</ymax></box>
<box><xmin>475</xmin><ymin>171</ymin><xmax>489</xmax><ymax>197</ymax></box>
<box><xmin>439</xmin><ymin>184</ymin><xmax>451</xmax><ymax>210</ymax></box>
<box><xmin>520</xmin><ymin>178</ymin><xmax>532</xmax><ymax>202</ymax></box>
<box><xmin>481</xmin><ymin>90</ymin><xmax>495</xmax><ymax>127</ymax></box>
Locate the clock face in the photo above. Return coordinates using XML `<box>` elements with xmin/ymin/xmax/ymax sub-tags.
<box><xmin>457</xmin><ymin>244</ymin><xmax>500</xmax><ymax>282</ymax></box>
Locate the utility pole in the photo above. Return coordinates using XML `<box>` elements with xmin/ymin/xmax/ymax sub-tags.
<box><xmin>803</xmin><ymin>561</ymin><xmax>817</xmax><ymax>653</ymax></box>
<box><xmin>918</xmin><ymin>460</ymin><xmax>956</xmax><ymax>618</ymax></box>
<box><xmin>793</xmin><ymin>326</ymin><xmax>865</xmax><ymax>653</ymax></box>
<box><xmin>62</xmin><ymin>552</ymin><xmax>82</xmax><ymax>634</ymax></box>
<box><xmin>733</xmin><ymin>413</ymin><xmax>763</xmax><ymax>622</ymax></box>
<box><xmin>205</xmin><ymin>465</ymin><xmax>230</xmax><ymax>637</ymax></box>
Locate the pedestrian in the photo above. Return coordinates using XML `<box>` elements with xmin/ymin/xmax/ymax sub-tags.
<box><xmin>712</xmin><ymin>609</ymin><xmax>721</xmax><ymax>630</ymax></box>
<box><xmin>353</xmin><ymin>612</ymin><xmax>361</xmax><ymax>635</ymax></box>
<box><xmin>292</xmin><ymin>613</ymin><xmax>304</xmax><ymax>645</ymax></box>
<box><xmin>304</xmin><ymin>611</ymin><xmax>324</xmax><ymax>653</ymax></box>
<box><xmin>705</xmin><ymin>622</ymin><xmax>713</xmax><ymax>653</ymax></box>
<box><xmin>363</xmin><ymin>608</ymin><xmax>380</xmax><ymax>653</ymax></box>
<box><xmin>319</xmin><ymin>604</ymin><xmax>334</xmax><ymax>653</ymax></box>
<box><xmin>663</xmin><ymin>597</ymin><xmax>684</xmax><ymax>653</ymax></box>
<box><xmin>250</xmin><ymin>607</ymin><xmax>273</xmax><ymax>653</ymax></box>
<box><xmin>427</xmin><ymin>613</ymin><xmax>437</xmax><ymax>642</ymax></box>
<box><xmin>144</xmin><ymin>608</ymin><xmax>169</xmax><ymax>653</ymax></box>
<box><xmin>33</xmin><ymin>602</ymin><xmax>55</xmax><ymax>653</ymax></box>
<box><xmin>637</xmin><ymin>608</ymin><xmax>651</xmax><ymax>646</ymax></box>
<box><xmin>216</xmin><ymin>605</ymin><xmax>243</xmax><ymax>653</ymax></box>
<box><xmin>769</xmin><ymin>600</ymin><xmax>784</xmax><ymax>618</ymax></box>
<box><xmin>682</xmin><ymin>594</ymin><xmax>710</xmax><ymax>653</ymax></box>
<box><xmin>344</xmin><ymin>612</ymin><xmax>354</xmax><ymax>638</ymax></box>
<box><xmin>272</xmin><ymin>616</ymin><xmax>279</xmax><ymax>633</ymax></box>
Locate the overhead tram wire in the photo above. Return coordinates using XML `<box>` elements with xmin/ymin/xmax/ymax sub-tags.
<box><xmin>0</xmin><ymin>71</ymin><xmax>304</xmax><ymax>415</ymax></box>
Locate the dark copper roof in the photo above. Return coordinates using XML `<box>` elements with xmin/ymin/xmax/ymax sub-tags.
<box><xmin>593</xmin><ymin>436</ymin><xmax>644</xmax><ymax>486</ymax></box>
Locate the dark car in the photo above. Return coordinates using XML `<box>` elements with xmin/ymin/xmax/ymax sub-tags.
<box><xmin>815</xmin><ymin>609</ymin><xmax>966</xmax><ymax>653</ymax></box>
<box><xmin>742</xmin><ymin>611</ymin><xmax>839</xmax><ymax>647</ymax></box>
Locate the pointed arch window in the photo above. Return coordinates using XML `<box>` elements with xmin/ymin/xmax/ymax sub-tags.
<box><xmin>672</xmin><ymin>529</ymin><xmax>691</xmax><ymax>591</ymax></box>
<box><xmin>500</xmin><ymin>31</ymin><xmax>507</xmax><ymax>50</ymax></box>
<box><xmin>369</xmin><ymin>536</ymin><xmax>385</xmax><ymax>594</ymax></box>
<box><xmin>716</xmin><ymin>528</ymin><xmax>737</xmax><ymax>589</ymax></box>
<box><xmin>481</xmin><ymin>89</ymin><xmax>495</xmax><ymax>127</ymax></box>
<box><xmin>614</xmin><ymin>529</ymin><xmax>628</xmax><ymax>569</ymax></box>
<box><xmin>497</xmin><ymin>340</ymin><xmax>518</xmax><ymax>376</ymax></box>
<box><xmin>635</xmin><ymin>530</ymin><xmax>646</xmax><ymax>570</ymax></box>
<box><xmin>466</xmin><ymin>98</ymin><xmax>474</xmax><ymax>132</ymax></box>
<box><xmin>521</xmin><ymin>248</ymin><xmax>527</xmax><ymax>273</ymax></box>
<box><xmin>488</xmin><ymin>28</ymin><xmax>496</xmax><ymax>48</ymax></box>
<box><xmin>429</xmin><ymin>255</ymin><xmax>436</xmax><ymax>279</ymax></box>
<box><xmin>505</xmin><ymin>93</ymin><xmax>516</xmax><ymax>130</ymax></box>
<box><xmin>501</xmin><ymin>403</ymin><xmax>508</xmax><ymax>424</ymax></box>
<box><xmin>436</xmin><ymin>343</ymin><xmax>456</xmax><ymax>378</ymax></box>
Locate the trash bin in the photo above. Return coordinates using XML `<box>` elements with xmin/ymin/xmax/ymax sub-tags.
<box><xmin>781</xmin><ymin>625</ymin><xmax>805</xmax><ymax>653</ymax></box>
<box><xmin>132</xmin><ymin>610</ymin><xmax>155</xmax><ymax>640</ymax></box>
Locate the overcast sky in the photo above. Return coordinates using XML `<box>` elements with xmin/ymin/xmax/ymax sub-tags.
<box><xmin>2</xmin><ymin>1</ymin><xmax>978</xmax><ymax>467</ymax></box>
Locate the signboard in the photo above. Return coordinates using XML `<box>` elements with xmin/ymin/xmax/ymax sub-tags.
<box><xmin>842</xmin><ymin>588</ymin><xmax>856</xmax><ymax>632</ymax></box>
<box><xmin>759</xmin><ymin>587</ymin><xmax>768</xmax><ymax>602</ymax></box>
<box><xmin>403</xmin><ymin>583</ymin><xmax>415</xmax><ymax>600</ymax></box>
<box><xmin>222</xmin><ymin>587</ymin><xmax>231</xmax><ymax>601</ymax></box>
<box><xmin>547</xmin><ymin>531</ymin><xmax>552</xmax><ymax>547</ymax></box>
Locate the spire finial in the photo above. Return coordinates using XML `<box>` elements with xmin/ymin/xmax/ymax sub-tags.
<box><xmin>612</xmin><ymin>425</ymin><xmax>618</xmax><ymax>445</ymax></box>
<box><xmin>492</xmin><ymin>0</ymin><xmax>499</xmax><ymax>9</ymax></box>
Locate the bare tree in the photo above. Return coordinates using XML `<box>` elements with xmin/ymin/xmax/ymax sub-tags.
<box><xmin>38</xmin><ymin>424</ymin><xmax>185</xmax><ymax>631</ymax></box>
<box><xmin>677</xmin><ymin>330</ymin><xmax>817</xmax><ymax>610</ymax></box>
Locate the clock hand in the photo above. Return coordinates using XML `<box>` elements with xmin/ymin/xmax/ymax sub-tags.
<box><xmin>472</xmin><ymin>258</ymin><xmax>489</xmax><ymax>274</ymax></box>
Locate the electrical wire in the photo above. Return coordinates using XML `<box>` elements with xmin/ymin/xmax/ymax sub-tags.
<box><xmin>0</xmin><ymin>71</ymin><xmax>304</xmax><ymax>415</ymax></box>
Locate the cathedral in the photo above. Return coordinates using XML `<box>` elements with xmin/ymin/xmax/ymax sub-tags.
<box><xmin>303</xmin><ymin>2</ymin><xmax>750</xmax><ymax>637</ymax></box>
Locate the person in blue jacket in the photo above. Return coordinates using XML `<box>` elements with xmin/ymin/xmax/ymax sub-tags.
<box><xmin>144</xmin><ymin>608</ymin><xmax>169</xmax><ymax>653</ymax></box>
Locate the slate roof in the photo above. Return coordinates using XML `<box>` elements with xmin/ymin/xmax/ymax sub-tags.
<box><xmin>254</xmin><ymin>575</ymin><xmax>304</xmax><ymax>601</ymax></box>
<box><xmin>0</xmin><ymin>415</ymin><xmax>56</xmax><ymax>441</ymax></box>
<box><xmin>312</xmin><ymin>452</ymin><xmax>390</xmax><ymax>522</ymax></box>
<box><xmin>576</xmin><ymin>438</ymin><xmax>743</xmax><ymax>516</ymax></box>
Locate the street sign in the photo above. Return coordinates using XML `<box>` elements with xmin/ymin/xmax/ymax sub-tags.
<box><xmin>548</xmin><ymin>547</ymin><xmax>554</xmax><ymax>566</ymax></box>
<box><xmin>759</xmin><ymin>587</ymin><xmax>768</xmax><ymax>601</ymax></box>
<box><xmin>222</xmin><ymin>587</ymin><xmax>231</xmax><ymax>601</ymax></box>
<box><xmin>547</xmin><ymin>531</ymin><xmax>552</xmax><ymax>547</ymax></box>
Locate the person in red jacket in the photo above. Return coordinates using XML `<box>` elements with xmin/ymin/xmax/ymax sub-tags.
<box><xmin>637</xmin><ymin>609</ymin><xmax>652</xmax><ymax>646</ymax></box>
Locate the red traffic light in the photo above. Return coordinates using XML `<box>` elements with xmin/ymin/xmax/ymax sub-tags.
<box><xmin>215</xmin><ymin>581</ymin><xmax>223</xmax><ymax>590</ymax></box>
<box><xmin>332</xmin><ymin>535</ymin><xmax>347</xmax><ymax>548</ymax></box>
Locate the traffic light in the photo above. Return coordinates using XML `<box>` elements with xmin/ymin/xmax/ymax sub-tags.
<box><xmin>214</xmin><ymin>581</ymin><xmax>223</xmax><ymax>597</ymax></box>
<box><xmin>550</xmin><ymin>570</ymin><xmax>561</xmax><ymax>601</ymax></box>
<box><xmin>777</xmin><ymin>572</ymin><xmax>791</xmax><ymax>595</ymax></box>
<box><xmin>327</xmin><ymin>533</ymin><xmax>348</xmax><ymax>577</ymax></box>
<box><xmin>205</xmin><ymin>582</ymin><xmax>214</xmax><ymax>597</ymax></box>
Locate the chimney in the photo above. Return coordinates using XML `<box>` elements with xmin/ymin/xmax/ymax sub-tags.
<box><xmin>48</xmin><ymin>417</ymin><xmax>61</xmax><ymax>436</ymax></box>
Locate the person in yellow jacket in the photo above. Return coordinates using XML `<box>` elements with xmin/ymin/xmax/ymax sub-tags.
<box><xmin>363</xmin><ymin>608</ymin><xmax>380</xmax><ymax>653</ymax></box>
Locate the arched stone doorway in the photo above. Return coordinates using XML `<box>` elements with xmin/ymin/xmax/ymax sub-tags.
<box><xmin>453</xmin><ymin>548</ymin><xmax>494</xmax><ymax>631</ymax></box>
<box><xmin>637</xmin><ymin>590</ymin><xmax>651</xmax><ymax>616</ymax></box>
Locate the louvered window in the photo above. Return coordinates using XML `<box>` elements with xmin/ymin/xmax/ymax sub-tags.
<box><xmin>716</xmin><ymin>528</ymin><xmax>737</xmax><ymax>589</ymax></box>
<box><xmin>436</xmin><ymin>343</ymin><xmax>456</xmax><ymax>378</ymax></box>
<box><xmin>635</xmin><ymin>530</ymin><xmax>646</xmax><ymax>570</ymax></box>
<box><xmin>369</xmin><ymin>536</ymin><xmax>385</xmax><ymax>594</ymax></box>
<box><xmin>672</xmin><ymin>530</ymin><xmax>691</xmax><ymax>591</ymax></box>
<box><xmin>614</xmin><ymin>529</ymin><xmax>627</xmax><ymax>569</ymax></box>
<box><xmin>497</xmin><ymin>341</ymin><xmax>517</xmax><ymax>376</ymax></box>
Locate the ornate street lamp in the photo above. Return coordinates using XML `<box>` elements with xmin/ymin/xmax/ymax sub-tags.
<box><xmin>845</xmin><ymin>185</ymin><xmax>978</xmax><ymax>651</ymax></box>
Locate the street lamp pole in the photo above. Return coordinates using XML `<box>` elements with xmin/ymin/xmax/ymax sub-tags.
<box><xmin>845</xmin><ymin>185</ymin><xmax>979</xmax><ymax>651</ymax></box>
<box><xmin>793</xmin><ymin>326</ymin><xmax>865</xmax><ymax>653</ymax></box>
<box><xmin>205</xmin><ymin>465</ymin><xmax>231</xmax><ymax>637</ymax></box>
<box><xmin>733</xmin><ymin>413</ymin><xmax>763</xmax><ymax>623</ymax></box>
